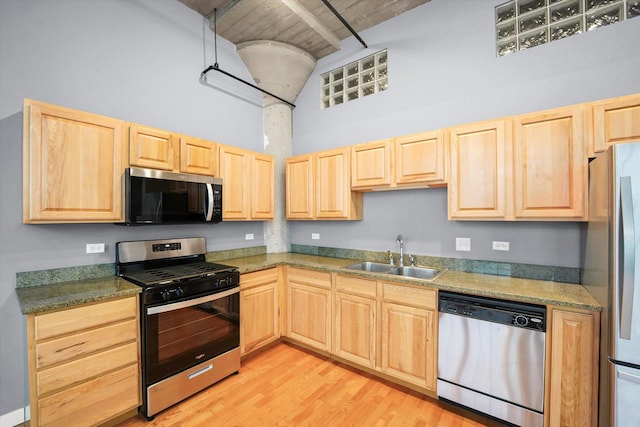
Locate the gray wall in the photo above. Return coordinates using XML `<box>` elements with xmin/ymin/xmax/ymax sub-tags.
<box><xmin>0</xmin><ymin>0</ymin><xmax>265</xmax><ymax>420</ymax></box>
<box><xmin>291</xmin><ymin>0</ymin><xmax>640</xmax><ymax>266</ymax></box>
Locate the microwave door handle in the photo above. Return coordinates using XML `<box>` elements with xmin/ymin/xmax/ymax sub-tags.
<box><xmin>205</xmin><ymin>183</ymin><xmax>214</xmax><ymax>221</ymax></box>
<box><xmin>620</xmin><ymin>176</ymin><xmax>635</xmax><ymax>340</ymax></box>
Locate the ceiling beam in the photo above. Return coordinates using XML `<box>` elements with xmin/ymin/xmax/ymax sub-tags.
<box><xmin>280</xmin><ymin>0</ymin><xmax>340</xmax><ymax>49</ymax></box>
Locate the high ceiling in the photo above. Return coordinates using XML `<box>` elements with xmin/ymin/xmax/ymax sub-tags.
<box><xmin>179</xmin><ymin>0</ymin><xmax>430</xmax><ymax>60</ymax></box>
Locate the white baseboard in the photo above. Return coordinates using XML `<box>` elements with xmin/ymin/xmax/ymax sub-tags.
<box><xmin>0</xmin><ymin>406</ymin><xmax>27</xmax><ymax>427</ymax></box>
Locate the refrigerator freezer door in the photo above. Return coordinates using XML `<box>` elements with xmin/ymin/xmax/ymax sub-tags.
<box><xmin>613</xmin><ymin>143</ymin><xmax>640</xmax><ymax>367</ymax></box>
<box><xmin>612</xmin><ymin>364</ymin><xmax>640</xmax><ymax>427</ymax></box>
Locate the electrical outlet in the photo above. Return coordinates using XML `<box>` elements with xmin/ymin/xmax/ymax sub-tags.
<box><xmin>245</xmin><ymin>233</ymin><xmax>254</xmax><ymax>241</ymax></box>
<box><xmin>492</xmin><ymin>241</ymin><xmax>510</xmax><ymax>251</ymax></box>
<box><xmin>455</xmin><ymin>237</ymin><xmax>471</xmax><ymax>252</ymax></box>
<box><xmin>86</xmin><ymin>243</ymin><xmax>105</xmax><ymax>254</ymax></box>
<box><xmin>312</xmin><ymin>233</ymin><xmax>320</xmax><ymax>240</ymax></box>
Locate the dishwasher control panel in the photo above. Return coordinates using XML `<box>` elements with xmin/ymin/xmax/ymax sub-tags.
<box><xmin>439</xmin><ymin>291</ymin><xmax>546</xmax><ymax>331</ymax></box>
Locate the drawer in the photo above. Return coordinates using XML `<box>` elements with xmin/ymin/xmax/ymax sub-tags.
<box><xmin>37</xmin><ymin>341</ymin><xmax>138</xmax><ymax>395</ymax></box>
<box><xmin>241</xmin><ymin>268</ymin><xmax>278</xmax><ymax>289</ymax></box>
<box><xmin>335</xmin><ymin>274</ymin><xmax>377</xmax><ymax>297</ymax></box>
<box><xmin>287</xmin><ymin>267</ymin><xmax>331</xmax><ymax>289</ymax></box>
<box><xmin>38</xmin><ymin>363</ymin><xmax>139</xmax><ymax>427</ymax></box>
<box><xmin>382</xmin><ymin>283</ymin><xmax>436</xmax><ymax>309</ymax></box>
<box><xmin>35</xmin><ymin>296</ymin><xmax>137</xmax><ymax>340</ymax></box>
<box><xmin>36</xmin><ymin>319</ymin><xmax>138</xmax><ymax>368</ymax></box>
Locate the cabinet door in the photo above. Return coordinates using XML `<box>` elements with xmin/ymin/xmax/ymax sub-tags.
<box><xmin>513</xmin><ymin>106</ymin><xmax>587</xmax><ymax>220</ymax></box>
<box><xmin>219</xmin><ymin>144</ymin><xmax>251</xmax><ymax>220</ymax></box>
<box><xmin>381</xmin><ymin>301</ymin><xmax>436</xmax><ymax>390</ymax></box>
<box><xmin>548</xmin><ymin>309</ymin><xmax>598</xmax><ymax>427</ymax></box>
<box><xmin>395</xmin><ymin>130</ymin><xmax>446</xmax><ymax>186</ymax></box>
<box><xmin>448</xmin><ymin>120</ymin><xmax>512</xmax><ymax>220</ymax></box>
<box><xmin>286</xmin><ymin>268</ymin><xmax>332</xmax><ymax>352</ymax></box>
<box><xmin>334</xmin><ymin>292</ymin><xmax>376</xmax><ymax>367</ymax></box>
<box><xmin>251</xmin><ymin>153</ymin><xmax>275</xmax><ymax>219</ymax></box>
<box><xmin>23</xmin><ymin>99</ymin><xmax>126</xmax><ymax>223</ymax></box>
<box><xmin>351</xmin><ymin>139</ymin><xmax>393</xmax><ymax>189</ymax></box>
<box><xmin>129</xmin><ymin>124</ymin><xmax>178</xmax><ymax>171</ymax></box>
<box><xmin>316</xmin><ymin>148</ymin><xmax>363</xmax><ymax>220</ymax></box>
<box><xmin>285</xmin><ymin>154</ymin><xmax>314</xmax><ymax>219</ymax></box>
<box><xmin>240</xmin><ymin>269</ymin><xmax>279</xmax><ymax>355</ymax></box>
<box><xmin>179</xmin><ymin>136</ymin><xmax>217</xmax><ymax>176</ymax></box>
<box><xmin>592</xmin><ymin>93</ymin><xmax>640</xmax><ymax>154</ymax></box>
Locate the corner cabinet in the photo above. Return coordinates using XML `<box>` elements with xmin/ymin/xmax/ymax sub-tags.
<box><xmin>240</xmin><ymin>268</ymin><xmax>280</xmax><ymax>356</ymax></box>
<box><xmin>285</xmin><ymin>267</ymin><xmax>332</xmax><ymax>352</ymax></box>
<box><xmin>285</xmin><ymin>148</ymin><xmax>363</xmax><ymax>220</ymax></box>
<box><xmin>547</xmin><ymin>308</ymin><xmax>599</xmax><ymax>427</ymax></box>
<box><xmin>26</xmin><ymin>296</ymin><xmax>141</xmax><ymax>427</ymax></box>
<box><xmin>219</xmin><ymin>144</ymin><xmax>274</xmax><ymax>220</ymax></box>
<box><xmin>23</xmin><ymin>99</ymin><xmax>127</xmax><ymax>223</ymax></box>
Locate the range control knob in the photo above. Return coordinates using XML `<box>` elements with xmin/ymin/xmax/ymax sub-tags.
<box><xmin>160</xmin><ymin>290</ymin><xmax>171</xmax><ymax>301</ymax></box>
<box><xmin>175</xmin><ymin>287</ymin><xmax>184</xmax><ymax>297</ymax></box>
<box><xmin>514</xmin><ymin>315</ymin><xmax>529</xmax><ymax>327</ymax></box>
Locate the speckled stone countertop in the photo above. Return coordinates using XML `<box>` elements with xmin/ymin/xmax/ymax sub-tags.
<box><xmin>16</xmin><ymin>252</ymin><xmax>600</xmax><ymax>315</ymax></box>
<box><xmin>218</xmin><ymin>253</ymin><xmax>601</xmax><ymax>311</ymax></box>
<box><xmin>16</xmin><ymin>276</ymin><xmax>141</xmax><ymax>315</ymax></box>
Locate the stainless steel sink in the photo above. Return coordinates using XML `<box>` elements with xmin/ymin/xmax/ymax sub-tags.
<box><xmin>344</xmin><ymin>262</ymin><xmax>446</xmax><ymax>281</ymax></box>
<box><xmin>344</xmin><ymin>261</ymin><xmax>395</xmax><ymax>273</ymax></box>
<box><xmin>389</xmin><ymin>266</ymin><xmax>446</xmax><ymax>280</ymax></box>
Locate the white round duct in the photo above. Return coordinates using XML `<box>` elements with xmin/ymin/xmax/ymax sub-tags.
<box><xmin>236</xmin><ymin>40</ymin><xmax>316</xmax><ymax>105</ymax></box>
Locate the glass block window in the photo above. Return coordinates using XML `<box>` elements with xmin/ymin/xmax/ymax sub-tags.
<box><xmin>321</xmin><ymin>50</ymin><xmax>388</xmax><ymax>109</ymax></box>
<box><xmin>496</xmin><ymin>0</ymin><xmax>640</xmax><ymax>56</ymax></box>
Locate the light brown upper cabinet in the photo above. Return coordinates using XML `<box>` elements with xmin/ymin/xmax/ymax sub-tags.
<box><xmin>395</xmin><ymin>130</ymin><xmax>447</xmax><ymax>186</ymax></box>
<box><xmin>219</xmin><ymin>144</ymin><xmax>274</xmax><ymax>221</ymax></box>
<box><xmin>513</xmin><ymin>105</ymin><xmax>587</xmax><ymax>220</ymax></box>
<box><xmin>179</xmin><ymin>136</ymin><xmax>218</xmax><ymax>176</ymax></box>
<box><xmin>286</xmin><ymin>154</ymin><xmax>315</xmax><ymax>219</ymax></box>
<box><xmin>286</xmin><ymin>147</ymin><xmax>363</xmax><ymax>220</ymax></box>
<box><xmin>448</xmin><ymin>119</ymin><xmax>512</xmax><ymax>220</ymax></box>
<box><xmin>350</xmin><ymin>130</ymin><xmax>447</xmax><ymax>191</ymax></box>
<box><xmin>23</xmin><ymin>99</ymin><xmax>127</xmax><ymax>223</ymax></box>
<box><xmin>591</xmin><ymin>93</ymin><xmax>640</xmax><ymax>155</ymax></box>
<box><xmin>129</xmin><ymin>124</ymin><xmax>179</xmax><ymax>171</ymax></box>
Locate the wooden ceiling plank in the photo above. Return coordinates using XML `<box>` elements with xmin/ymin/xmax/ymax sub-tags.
<box><xmin>280</xmin><ymin>0</ymin><xmax>340</xmax><ymax>49</ymax></box>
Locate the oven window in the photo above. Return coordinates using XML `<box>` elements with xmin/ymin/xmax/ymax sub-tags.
<box><xmin>144</xmin><ymin>291</ymin><xmax>239</xmax><ymax>384</ymax></box>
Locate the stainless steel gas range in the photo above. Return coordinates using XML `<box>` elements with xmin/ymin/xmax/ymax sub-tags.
<box><xmin>116</xmin><ymin>237</ymin><xmax>240</xmax><ymax>420</ymax></box>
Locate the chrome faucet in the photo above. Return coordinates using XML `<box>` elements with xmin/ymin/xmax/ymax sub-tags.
<box><xmin>396</xmin><ymin>234</ymin><xmax>404</xmax><ymax>267</ymax></box>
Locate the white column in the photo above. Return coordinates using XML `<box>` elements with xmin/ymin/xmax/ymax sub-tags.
<box><xmin>236</xmin><ymin>41</ymin><xmax>316</xmax><ymax>253</ymax></box>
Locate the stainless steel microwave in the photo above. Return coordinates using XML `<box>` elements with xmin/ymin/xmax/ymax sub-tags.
<box><xmin>123</xmin><ymin>167</ymin><xmax>222</xmax><ymax>225</ymax></box>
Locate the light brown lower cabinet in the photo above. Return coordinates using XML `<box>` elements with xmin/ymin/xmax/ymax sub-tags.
<box><xmin>547</xmin><ymin>307</ymin><xmax>599</xmax><ymax>427</ymax></box>
<box><xmin>334</xmin><ymin>275</ymin><xmax>377</xmax><ymax>368</ymax></box>
<box><xmin>26</xmin><ymin>296</ymin><xmax>141</xmax><ymax>427</ymax></box>
<box><xmin>240</xmin><ymin>268</ymin><xmax>280</xmax><ymax>356</ymax></box>
<box><xmin>380</xmin><ymin>283</ymin><xmax>437</xmax><ymax>391</ymax></box>
<box><xmin>285</xmin><ymin>267</ymin><xmax>332</xmax><ymax>352</ymax></box>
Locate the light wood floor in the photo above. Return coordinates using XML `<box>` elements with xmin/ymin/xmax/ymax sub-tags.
<box><xmin>117</xmin><ymin>343</ymin><xmax>502</xmax><ymax>427</ymax></box>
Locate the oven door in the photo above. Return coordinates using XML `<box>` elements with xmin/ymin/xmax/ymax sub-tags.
<box><xmin>144</xmin><ymin>287</ymin><xmax>239</xmax><ymax>385</ymax></box>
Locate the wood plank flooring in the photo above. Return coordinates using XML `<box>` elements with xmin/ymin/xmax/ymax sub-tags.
<box><xmin>117</xmin><ymin>343</ymin><xmax>503</xmax><ymax>427</ymax></box>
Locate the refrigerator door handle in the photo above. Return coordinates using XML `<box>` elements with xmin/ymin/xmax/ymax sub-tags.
<box><xmin>619</xmin><ymin>176</ymin><xmax>636</xmax><ymax>340</ymax></box>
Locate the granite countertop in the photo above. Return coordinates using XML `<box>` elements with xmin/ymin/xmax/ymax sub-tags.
<box><xmin>16</xmin><ymin>253</ymin><xmax>600</xmax><ymax>315</ymax></box>
<box><xmin>220</xmin><ymin>253</ymin><xmax>601</xmax><ymax>311</ymax></box>
<box><xmin>16</xmin><ymin>276</ymin><xmax>141</xmax><ymax>315</ymax></box>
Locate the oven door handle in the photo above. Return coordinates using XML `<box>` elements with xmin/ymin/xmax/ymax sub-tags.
<box><xmin>147</xmin><ymin>287</ymin><xmax>239</xmax><ymax>315</ymax></box>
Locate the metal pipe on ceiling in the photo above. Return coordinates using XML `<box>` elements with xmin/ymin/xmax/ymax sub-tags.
<box><xmin>320</xmin><ymin>0</ymin><xmax>368</xmax><ymax>49</ymax></box>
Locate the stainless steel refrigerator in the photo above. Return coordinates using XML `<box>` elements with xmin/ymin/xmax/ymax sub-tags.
<box><xmin>583</xmin><ymin>142</ymin><xmax>640</xmax><ymax>427</ymax></box>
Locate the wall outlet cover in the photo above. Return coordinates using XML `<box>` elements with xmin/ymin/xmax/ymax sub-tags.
<box><xmin>455</xmin><ymin>237</ymin><xmax>471</xmax><ymax>252</ymax></box>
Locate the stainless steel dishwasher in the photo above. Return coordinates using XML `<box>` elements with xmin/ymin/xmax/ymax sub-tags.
<box><xmin>437</xmin><ymin>291</ymin><xmax>546</xmax><ymax>427</ymax></box>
